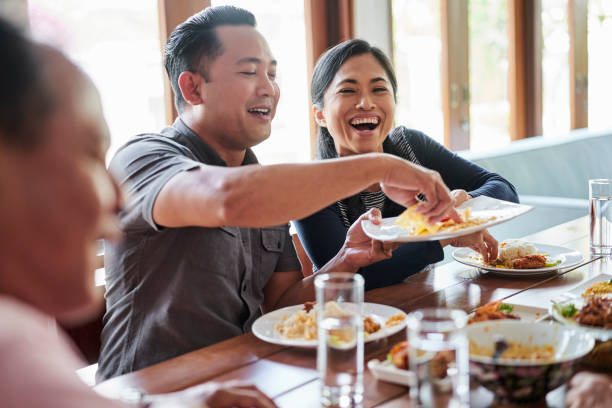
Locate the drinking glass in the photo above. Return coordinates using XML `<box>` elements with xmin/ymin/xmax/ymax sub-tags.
<box><xmin>589</xmin><ymin>179</ymin><xmax>612</xmax><ymax>255</ymax></box>
<box><xmin>407</xmin><ymin>308</ymin><xmax>469</xmax><ymax>408</ymax></box>
<box><xmin>315</xmin><ymin>273</ymin><xmax>364</xmax><ymax>408</ymax></box>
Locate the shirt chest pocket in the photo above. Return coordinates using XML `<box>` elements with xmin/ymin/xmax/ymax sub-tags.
<box><xmin>261</xmin><ymin>228</ymin><xmax>284</xmax><ymax>253</ymax></box>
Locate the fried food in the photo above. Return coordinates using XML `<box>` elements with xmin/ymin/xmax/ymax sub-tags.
<box><xmin>575</xmin><ymin>296</ymin><xmax>612</xmax><ymax>329</ymax></box>
<box><xmin>303</xmin><ymin>301</ymin><xmax>316</xmax><ymax>313</ymax></box>
<box><xmin>388</xmin><ymin>341</ymin><xmax>410</xmax><ymax>369</ymax></box>
<box><xmin>512</xmin><ymin>254</ymin><xmax>546</xmax><ymax>269</ymax></box>
<box><xmin>430</xmin><ymin>350</ymin><xmax>454</xmax><ymax>379</ymax></box>
<box><xmin>468</xmin><ymin>301</ymin><xmax>520</xmax><ymax>324</ymax></box>
<box><xmin>387</xmin><ymin>341</ymin><xmax>451</xmax><ymax>379</ymax></box>
<box><xmin>364</xmin><ymin>316</ymin><xmax>381</xmax><ymax>334</ymax></box>
<box><xmin>582</xmin><ymin>280</ymin><xmax>612</xmax><ymax>297</ymax></box>
<box><xmin>394</xmin><ymin>205</ymin><xmax>492</xmax><ymax>236</ymax></box>
<box><xmin>385</xmin><ymin>313</ymin><xmax>406</xmax><ymax>328</ymax></box>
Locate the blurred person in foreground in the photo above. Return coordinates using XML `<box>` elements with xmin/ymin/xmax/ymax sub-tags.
<box><xmin>294</xmin><ymin>39</ymin><xmax>519</xmax><ymax>290</ymax></box>
<box><xmin>0</xmin><ymin>17</ymin><xmax>276</xmax><ymax>408</ymax></box>
<box><xmin>99</xmin><ymin>5</ymin><xmax>459</xmax><ymax>381</ymax></box>
<box><xmin>566</xmin><ymin>372</ymin><xmax>612</xmax><ymax>408</ymax></box>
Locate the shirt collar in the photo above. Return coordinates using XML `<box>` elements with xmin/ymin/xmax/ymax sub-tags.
<box><xmin>172</xmin><ymin>117</ymin><xmax>259</xmax><ymax>166</ymax></box>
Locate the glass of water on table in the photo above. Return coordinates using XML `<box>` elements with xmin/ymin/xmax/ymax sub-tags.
<box><xmin>407</xmin><ymin>308</ymin><xmax>469</xmax><ymax>408</ymax></box>
<box><xmin>315</xmin><ymin>273</ymin><xmax>364</xmax><ymax>408</ymax></box>
<box><xmin>589</xmin><ymin>179</ymin><xmax>612</xmax><ymax>255</ymax></box>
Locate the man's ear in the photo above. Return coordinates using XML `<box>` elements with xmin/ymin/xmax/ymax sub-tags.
<box><xmin>178</xmin><ymin>71</ymin><xmax>205</xmax><ymax>106</ymax></box>
<box><xmin>313</xmin><ymin>106</ymin><xmax>327</xmax><ymax>127</ymax></box>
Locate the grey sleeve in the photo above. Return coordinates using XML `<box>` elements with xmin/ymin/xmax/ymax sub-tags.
<box><xmin>109</xmin><ymin>136</ymin><xmax>200</xmax><ymax>233</ymax></box>
<box><xmin>274</xmin><ymin>225</ymin><xmax>302</xmax><ymax>273</ymax></box>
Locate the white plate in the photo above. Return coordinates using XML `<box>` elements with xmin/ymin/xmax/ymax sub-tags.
<box><xmin>367</xmin><ymin>359</ymin><xmax>415</xmax><ymax>387</ymax></box>
<box><xmin>468</xmin><ymin>302</ymin><xmax>548</xmax><ymax>323</ymax></box>
<box><xmin>550</xmin><ymin>296</ymin><xmax>612</xmax><ymax>341</ymax></box>
<box><xmin>361</xmin><ymin>196</ymin><xmax>533</xmax><ymax>243</ymax></box>
<box><xmin>452</xmin><ymin>243</ymin><xmax>584</xmax><ymax>276</ymax></box>
<box><xmin>252</xmin><ymin>303</ymin><xmax>406</xmax><ymax>348</ymax></box>
<box><xmin>555</xmin><ymin>274</ymin><xmax>612</xmax><ymax>300</ymax></box>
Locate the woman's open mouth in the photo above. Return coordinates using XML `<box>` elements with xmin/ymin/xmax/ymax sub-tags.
<box><xmin>350</xmin><ymin>116</ymin><xmax>380</xmax><ymax>131</ymax></box>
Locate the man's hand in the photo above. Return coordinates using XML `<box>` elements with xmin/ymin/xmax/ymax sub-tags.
<box><xmin>149</xmin><ymin>381</ymin><xmax>277</xmax><ymax>408</ymax></box>
<box><xmin>336</xmin><ymin>208</ymin><xmax>402</xmax><ymax>271</ymax></box>
<box><xmin>380</xmin><ymin>157</ymin><xmax>460</xmax><ymax>224</ymax></box>
<box><xmin>566</xmin><ymin>372</ymin><xmax>612</xmax><ymax>408</ymax></box>
<box><xmin>440</xmin><ymin>229</ymin><xmax>498</xmax><ymax>264</ymax></box>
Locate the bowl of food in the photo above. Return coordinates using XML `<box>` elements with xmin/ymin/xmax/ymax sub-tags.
<box><xmin>551</xmin><ymin>293</ymin><xmax>612</xmax><ymax>370</ymax></box>
<box><xmin>466</xmin><ymin>320</ymin><xmax>594</xmax><ymax>403</ymax></box>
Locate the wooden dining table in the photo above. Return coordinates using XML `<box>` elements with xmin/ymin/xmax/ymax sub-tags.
<box><xmin>95</xmin><ymin>216</ymin><xmax>611</xmax><ymax>407</ymax></box>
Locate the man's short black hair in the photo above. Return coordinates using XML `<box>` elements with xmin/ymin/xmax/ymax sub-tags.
<box><xmin>164</xmin><ymin>5</ymin><xmax>256</xmax><ymax>112</ymax></box>
<box><xmin>0</xmin><ymin>17</ymin><xmax>53</xmax><ymax>149</ymax></box>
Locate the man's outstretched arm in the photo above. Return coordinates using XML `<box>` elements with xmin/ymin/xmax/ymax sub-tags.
<box><xmin>153</xmin><ymin>153</ymin><xmax>458</xmax><ymax>228</ymax></box>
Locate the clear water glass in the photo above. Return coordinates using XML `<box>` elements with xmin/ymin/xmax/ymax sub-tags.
<box><xmin>407</xmin><ymin>308</ymin><xmax>469</xmax><ymax>408</ymax></box>
<box><xmin>315</xmin><ymin>273</ymin><xmax>364</xmax><ymax>408</ymax></box>
<box><xmin>589</xmin><ymin>179</ymin><xmax>612</xmax><ymax>255</ymax></box>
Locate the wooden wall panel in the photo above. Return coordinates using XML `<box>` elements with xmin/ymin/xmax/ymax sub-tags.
<box><xmin>158</xmin><ymin>0</ymin><xmax>211</xmax><ymax>125</ymax></box>
<box><xmin>440</xmin><ymin>0</ymin><xmax>469</xmax><ymax>151</ymax></box>
<box><xmin>508</xmin><ymin>0</ymin><xmax>542</xmax><ymax>140</ymax></box>
<box><xmin>569</xmin><ymin>0</ymin><xmax>588</xmax><ymax>129</ymax></box>
<box><xmin>304</xmin><ymin>0</ymin><xmax>354</xmax><ymax>157</ymax></box>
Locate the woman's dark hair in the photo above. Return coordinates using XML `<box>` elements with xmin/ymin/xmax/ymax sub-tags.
<box><xmin>0</xmin><ymin>18</ymin><xmax>53</xmax><ymax>149</ymax></box>
<box><xmin>164</xmin><ymin>5</ymin><xmax>256</xmax><ymax>112</ymax></box>
<box><xmin>311</xmin><ymin>39</ymin><xmax>398</xmax><ymax>159</ymax></box>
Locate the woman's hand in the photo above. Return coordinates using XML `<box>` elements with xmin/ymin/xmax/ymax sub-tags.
<box><xmin>450</xmin><ymin>189</ymin><xmax>471</xmax><ymax>206</ymax></box>
<box><xmin>566</xmin><ymin>372</ymin><xmax>612</xmax><ymax>408</ymax></box>
<box><xmin>337</xmin><ymin>208</ymin><xmax>402</xmax><ymax>272</ymax></box>
<box><xmin>440</xmin><ymin>229</ymin><xmax>498</xmax><ymax>264</ymax></box>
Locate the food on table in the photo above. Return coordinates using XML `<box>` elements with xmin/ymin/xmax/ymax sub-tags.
<box><xmin>487</xmin><ymin>239</ymin><xmax>560</xmax><ymax>269</ymax></box>
<box><xmin>429</xmin><ymin>350</ymin><xmax>454</xmax><ymax>379</ymax></box>
<box><xmin>467</xmin><ymin>301</ymin><xmax>520</xmax><ymax>324</ymax></box>
<box><xmin>275</xmin><ymin>303</ymin><xmax>318</xmax><ymax>340</ymax></box>
<box><xmin>575</xmin><ymin>296</ymin><xmax>612</xmax><ymax>329</ymax></box>
<box><xmin>386</xmin><ymin>341</ymin><xmax>451</xmax><ymax>379</ymax></box>
<box><xmin>556</xmin><ymin>296</ymin><xmax>612</xmax><ymax>329</ymax></box>
<box><xmin>274</xmin><ymin>301</ymin><xmax>406</xmax><ymax>340</ymax></box>
<box><xmin>385</xmin><ymin>312</ymin><xmax>406</xmax><ymax>328</ymax></box>
<box><xmin>582</xmin><ymin>279</ymin><xmax>612</xmax><ymax>297</ymax></box>
<box><xmin>303</xmin><ymin>300</ymin><xmax>316</xmax><ymax>312</ymax></box>
<box><xmin>470</xmin><ymin>339</ymin><xmax>556</xmax><ymax>361</ymax></box>
<box><xmin>394</xmin><ymin>205</ymin><xmax>494</xmax><ymax>236</ymax></box>
<box><xmin>388</xmin><ymin>341</ymin><xmax>410</xmax><ymax>369</ymax></box>
<box><xmin>559</xmin><ymin>303</ymin><xmax>579</xmax><ymax>318</ymax></box>
<box><xmin>364</xmin><ymin>316</ymin><xmax>381</xmax><ymax>334</ymax></box>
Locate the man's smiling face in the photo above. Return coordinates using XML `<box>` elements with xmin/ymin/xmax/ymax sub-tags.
<box><xmin>200</xmin><ymin>25</ymin><xmax>280</xmax><ymax>151</ymax></box>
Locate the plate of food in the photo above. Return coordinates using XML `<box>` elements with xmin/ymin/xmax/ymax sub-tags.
<box><xmin>467</xmin><ymin>301</ymin><xmax>547</xmax><ymax>324</ymax></box>
<box><xmin>361</xmin><ymin>196</ymin><xmax>533</xmax><ymax>243</ymax></box>
<box><xmin>367</xmin><ymin>341</ymin><xmax>448</xmax><ymax>389</ymax></box>
<box><xmin>452</xmin><ymin>239</ymin><xmax>583</xmax><ymax>276</ymax></box>
<box><xmin>466</xmin><ymin>320</ymin><xmax>594</xmax><ymax>403</ymax></box>
<box><xmin>550</xmin><ymin>295</ymin><xmax>612</xmax><ymax>341</ymax></box>
<box><xmin>556</xmin><ymin>274</ymin><xmax>612</xmax><ymax>300</ymax></box>
<box><xmin>252</xmin><ymin>301</ymin><xmax>406</xmax><ymax>348</ymax></box>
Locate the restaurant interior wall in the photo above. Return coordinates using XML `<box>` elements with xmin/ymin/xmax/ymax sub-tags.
<box><xmin>17</xmin><ymin>0</ymin><xmax>612</xmax><ymax>161</ymax></box>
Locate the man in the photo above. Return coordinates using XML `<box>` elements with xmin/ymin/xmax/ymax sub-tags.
<box><xmin>0</xmin><ymin>18</ymin><xmax>275</xmax><ymax>408</ymax></box>
<box><xmin>99</xmin><ymin>5</ymin><xmax>458</xmax><ymax>380</ymax></box>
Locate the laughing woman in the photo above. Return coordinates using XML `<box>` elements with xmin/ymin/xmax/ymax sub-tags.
<box><xmin>294</xmin><ymin>39</ymin><xmax>518</xmax><ymax>290</ymax></box>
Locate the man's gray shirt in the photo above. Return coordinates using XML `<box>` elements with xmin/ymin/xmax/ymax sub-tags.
<box><xmin>97</xmin><ymin>119</ymin><xmax>301</xmax><ymax>381</ymax></box>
